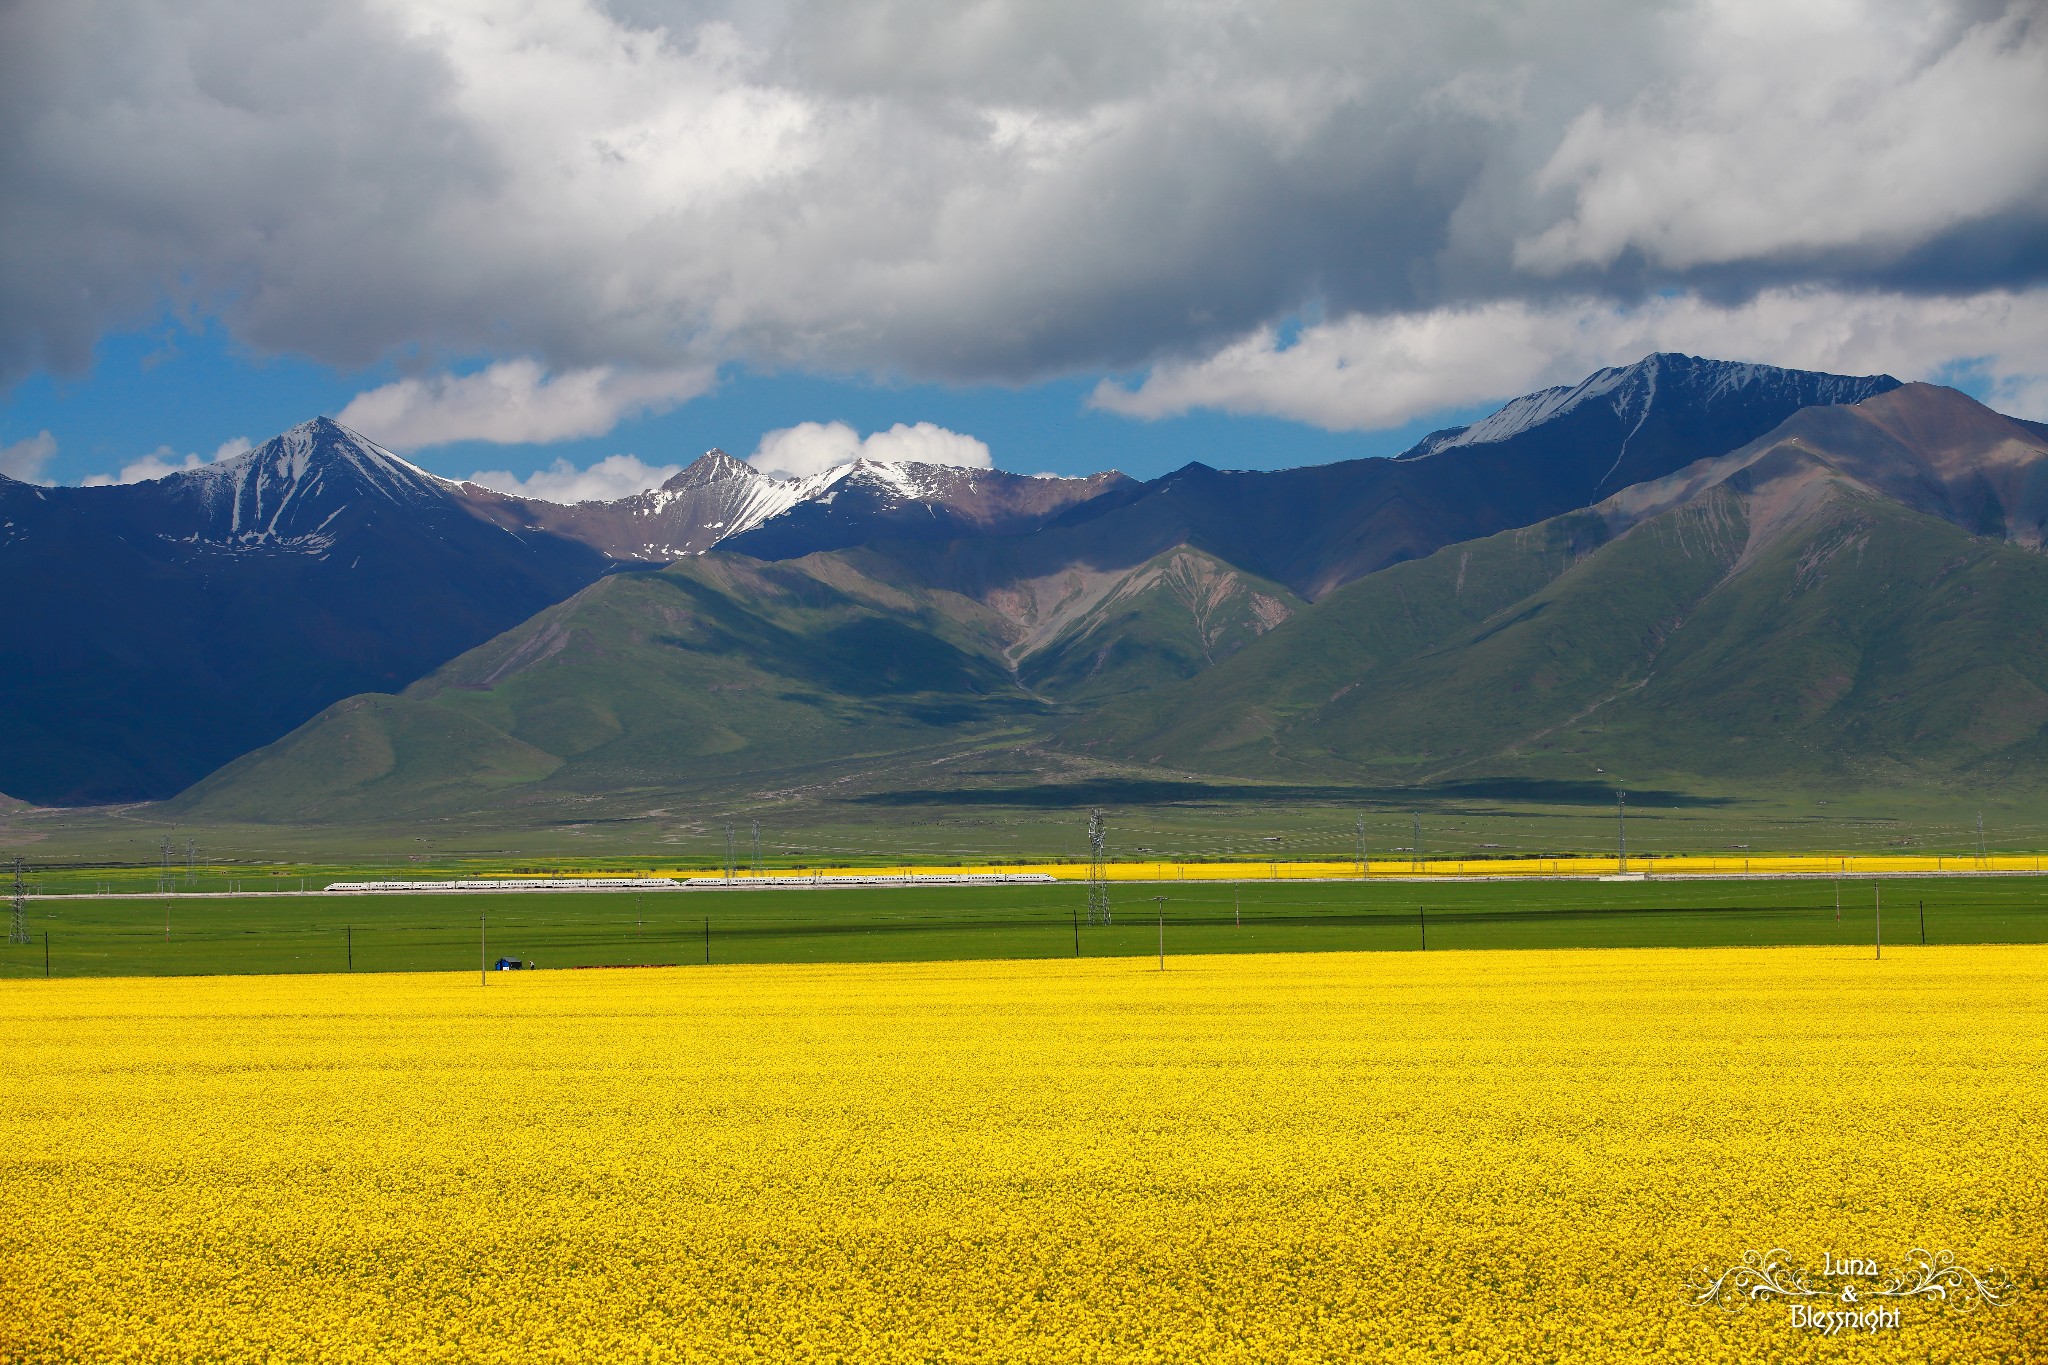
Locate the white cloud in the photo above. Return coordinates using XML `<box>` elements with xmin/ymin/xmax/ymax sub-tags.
<box><xmin>859</xmin><ymin>422</ymin><xmax>992</xmax><ymax>469</ymax></box>
<box><xmin>1516</xmin><ymin>4</ymin><xmax>2048</xmax><ymax>275</ymax></box>
<box><xmin>79</xmin><ymin>435</ymin><xmax>252</xmax><ymax>486</ymax></box>
<box><xmin>749</xmin><ymin>421</ymin><xmax>863</xmax><ymax>479</ymax></box>
<box><xmin>749</xmin><ymin>420</ymin><xmax>993</xmax><ymax>478</ymax></box>
<box><xmin>3</xmin><ymin>1</ymin><xmax>2038</xmax><ymax>392</ymax></box>
<box><xmin>465</xmin><ymin>453</ymin><xmax>683</xmax><ymax>504</ymax></box>
<box><xmin>0</xmin><ymin>430</ymin><xmax>56</xmax><ymax>483</ymax></box>
<box><xmin>1092</xmin><ymin>287</ymin><xmax>2048</xmax><ymax>429</ymax></box>
<box><xmin>335</xmin><ymin>360</ymin><xmax>714</xmax><ymax>451</ymax></box>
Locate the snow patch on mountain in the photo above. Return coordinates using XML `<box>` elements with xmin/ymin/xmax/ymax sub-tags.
<box><xmin>175</xmin><ymin>418</ymin><xmax>459</xmax><ymax>551</ymax></box>
<box><xmin>1399</xmin><ymin>354</ymin><xmax>1900</xmax><ymax>461</ymax></box>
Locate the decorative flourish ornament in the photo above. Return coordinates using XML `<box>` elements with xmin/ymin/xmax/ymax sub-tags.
<box><xmin>1873</xmin><ymin>1250</ymin><xmax>2013</xmax><ymax>1310</ymax></box>
<box><xmin>1690</xmin><ymin>1249</ymin><xmax>1824</xmax><ymax>1306</ymax></box>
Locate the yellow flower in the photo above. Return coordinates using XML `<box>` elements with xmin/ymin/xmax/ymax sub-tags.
<box><xmin>0</xmin><ymin>945</ymin><xmax>2040</xmax><ymax>1362</ymax></box>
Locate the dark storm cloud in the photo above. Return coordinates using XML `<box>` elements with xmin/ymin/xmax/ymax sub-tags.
<box><xmin>3</xmin><ymin>0</ymin><xmax>2044</xmax><ymax>435</ymax></box>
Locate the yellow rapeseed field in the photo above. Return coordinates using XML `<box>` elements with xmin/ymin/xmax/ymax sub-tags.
<box><xmin>1</xmin><ymin>946</ymin><xmax>2040</xmax><ymax>1362</ymax></box>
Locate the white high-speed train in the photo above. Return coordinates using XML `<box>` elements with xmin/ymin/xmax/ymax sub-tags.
<box><xmin>323</xmin><ymin>878</ymin><xmax>683</xmax><ymax>893</ymax></box>
<box><xmin>682</xmin><ymin>873</ymin><xmax>1057</xmax><ymax>888</ymax></box>
<box><xmin>323</xmin><ymin>873</ymin><xmax>1057</xmax><ymax>893</ymax></box>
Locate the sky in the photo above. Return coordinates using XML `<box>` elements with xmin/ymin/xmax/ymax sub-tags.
<box><xmin>3</xmin><ymin>0</ymin><xmax>2045</xmax><ymax>496</ymax></box>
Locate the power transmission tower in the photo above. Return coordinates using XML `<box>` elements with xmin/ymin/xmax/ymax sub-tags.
<box><xmin>1618</xmin><ymin>790</ymin><xmax>1628</xmax><ymax>873</ymax></box>
<box><xmin>185</xmin><ymin>838</ymin><xmax>195</xmax><ymax>886</ymax></box>
<box><xmin>1355</xmin><ymin>813</ymin><xmax>1369</xmax><ymax>880</ymax></box>
<box><xmin>159</xmin><ymin>835</ymin><xmax>172</xmax><ymax>894</ymax></box>
<box><xmin>1086</xmin><ymin>809</ymin><xmax>1111</xmax><ymax>925</ymax></box>
<box><xmin>9</xmin><ymin>858</ymin><xmax>26</xmax><ymax>946</ymax></box>
<box><xmin>1411</xmin><ymin>813</ymin><xmax>1422</xmax><ymax>873</ymax></box>
<box><xmin>751</xmin><ymin>819</ymin><xmax>761</xmax><ymax>875</ymax></box>
<box><xmin>723</xmin><ymin>824</ymin><xmax>737</xmax><ymax>883</ymax></box>
<box><xmin>1977</xmin><ymin>812</ymin><xmax>1987</xmax><ymax>863</ymax></box>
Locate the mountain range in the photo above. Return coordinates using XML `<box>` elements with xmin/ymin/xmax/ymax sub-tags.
<box><xmin>0</xmin><ymin>425</ymin><xmax>1127</xmax><ymax>803</ymax></box>
<box><xmin>12</xmin><ymin>352</ymin><xmax>2048</xmax><ymax>820</ymax></box>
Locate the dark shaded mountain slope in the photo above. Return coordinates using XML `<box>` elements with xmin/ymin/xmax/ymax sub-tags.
<box><xmin>1013</xmin><ymin>353</ymin><xmax>1900</xmax><ymax>601</ymax></box>
<box><xmin>0</xmin><ymin>419</ymin><xmax>610</xmax><ymax>803</ymax></box>
<box><xmin>844</xmin><ymin>355</ymin><xmax>1899</xmax><ymax>637</ymax></box>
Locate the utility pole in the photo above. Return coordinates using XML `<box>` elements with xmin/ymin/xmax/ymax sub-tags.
<box><xmin>347</xmin><ymin>925</ymin><xmax>353</xmax><ymax>972</ymax></box>
<box><xmin>703</xmin><ymin>916</ymin><xmax>711</xmax><ymax>964</ymax></box>
<box><xmin>1152</xmin><ymin>896</ymin><xmax>1167</xmax><ymax>971</ymax></box>
<box><xmin>481</xmin><ymin>911</ymin><xmax>487</xmax><ymax>985</ymax></box>
<box><xmin>1086</xmin><ymin>810</ymin><xmax>1111</xmax><ymax>926</ymax></box>
<box><xmin>1617</xmin><ymin>791</ymin><xmax>1628</xmax><ymax>873</ymax></box>
<box><xmin>1875</xmin><ymin>886</ymin><xmax>1881</xmax><ymax>961</ymax></box>
<box><xmin>1419</xmin><ymin>905</ymin><xmax>1427</xmax><ymax>951</ymax></box>
<box><xmin>1919</xmin><ymin>899</ymin><xmax>1926</xmax><ymax>946</ymax></box>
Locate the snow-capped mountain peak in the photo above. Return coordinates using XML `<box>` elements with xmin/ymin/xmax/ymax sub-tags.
<box><xmin>165</xmin><ymin>417</ymin><xmax>461</xmax><ymax>552</ymax></box>
<box><xmin>660</xmin><ymin>448</ymin><xmax>761</xmax><ymax>492</ymax></box>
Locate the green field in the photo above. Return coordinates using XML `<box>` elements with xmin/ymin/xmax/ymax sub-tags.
<box><xmin>8</xmin><ymin>773</ymin><xmax>2046</xmax><ymax>879</ymax></box>
<box><xmin>4</xmin><ymin>875</ymin><xmax>2044</xmax><ymax>979</ymax></box>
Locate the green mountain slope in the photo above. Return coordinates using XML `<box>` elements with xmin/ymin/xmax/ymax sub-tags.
<box><xmin>173</xmin><ymin>555</ymin><xmax>1042</xmax><ymax>822</ymax></box>
<box><xmin>1066</xmin><ymin>512</ymin><xmax>1616</xmax><ymax>766</ymax></box>
<box><xmin>1073</xmin><ymin>427</ymin><xmax>2048</xmax><ymax>789</ymax></box>
<box><xmin>1017</xmin><ymin>547</ymin><xmax>1305</xmax><ymax>702</ymax></box>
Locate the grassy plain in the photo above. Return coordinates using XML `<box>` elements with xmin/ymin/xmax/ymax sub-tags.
<box><xmin>4</xmin><ymin>876</ymin><xmax>2047</xmax><ymax>978</ymax></box>
<box><xmin>2</xmin><ymin>947</ymin><xmax>2040</xmax><ymax>1361</ymax></box>
<box><xmin>9</xmin><ymin>754</ymin><xmax>2048</xmax><ymax>875</ymax></box>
